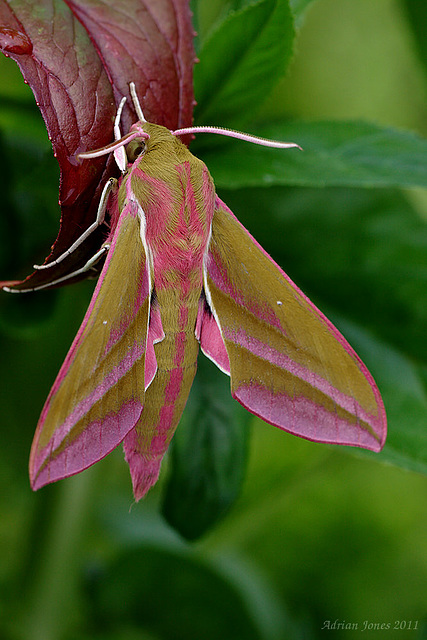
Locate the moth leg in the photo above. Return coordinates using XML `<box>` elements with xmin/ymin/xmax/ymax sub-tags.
<box><xmin>4</xmin><ymin>245</ymin><xmax>110</xmax><ymax>293</ymax></box>
<box><xmin>33</xmin><ymin>177</ymin><xmax>118</xmax><ymax>270</ymax></box>
<box><xmin>113</xmin><ymin>96</ymin><xmax>127</xmax><ymax>172</ymax></box>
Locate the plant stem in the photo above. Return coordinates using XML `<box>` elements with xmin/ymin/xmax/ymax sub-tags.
<box><xmin>22</xmin><ymin>468</ymin><xmax>96</xmax><ymax>640</ymax></box>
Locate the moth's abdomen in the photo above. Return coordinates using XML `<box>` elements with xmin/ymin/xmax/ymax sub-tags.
<box><xmin>123</xmin><ymin>287</ymin><xmax>200</xmax><ymax>500</ymax></box>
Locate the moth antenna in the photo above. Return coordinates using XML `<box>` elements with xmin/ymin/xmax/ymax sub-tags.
<box><xmin>129</xmin><ymin>82</ymin><xmax>146</xmax><ymax>122</ymax></box>
<box><xmin>77</xmin><ymin>130</ymin><xmax>148</xmax><ymax>160</ymax></box>
<box><xmin>172</xmin><ymin>126</ymin><xmax>302</xmax><ymax>150</ymax></box>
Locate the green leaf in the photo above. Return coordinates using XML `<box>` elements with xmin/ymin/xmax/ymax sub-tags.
<box><xmin>162</xmin><ymin>355</ymin><xmax>249</xmax><ymax>540</ymax></box>
<box><xmin>339</xmin><ymin>320</ymin><xmax>427</xmax><ymax>476</ymax></box>
<box><xmin>194</xmin><ymin>0</ymin><xmax>294</xmax><ymax>127</ymax></box>
<box><xmin>196</xmin><ymin>119</ymin><xmax>427</xmax><ymax>189</ymax></box>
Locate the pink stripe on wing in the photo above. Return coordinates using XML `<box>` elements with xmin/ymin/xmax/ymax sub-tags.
<box><xmin>32</xmin><ymin>398</ymin><xmax>143</xmax><ymax>489</ymax></box>
<box><xmin>234</xmin><ymin>383</ymin><xmax>383</xmax><ymax>450</ymax></box>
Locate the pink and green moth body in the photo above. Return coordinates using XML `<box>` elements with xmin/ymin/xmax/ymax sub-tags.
<box><xmin>25</xmin><ymin>85</ymin><xmax>387</xmax><ymax>500</ymax></box>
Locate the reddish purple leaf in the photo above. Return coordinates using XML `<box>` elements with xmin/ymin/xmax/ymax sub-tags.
<box><xmin>0</xmin><ymin>0</ymin><xmax>195</xmax><ymax>290</ymax></box>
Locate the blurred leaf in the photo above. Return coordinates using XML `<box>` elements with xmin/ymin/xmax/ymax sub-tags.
<box><xmin>162</xmin><ymin>355</ymin><xmax>250</xmax><ymax>540</ymax></box>
<box><xmin>0</xmin><ymin>55</ymin><xmax>51</xmax><ymax>148</ymax></box>
<box><xmin>0</xmin><ymin>290</ymin><xmax>58</xmax><ymax>339</ymax></box>
<box><xmin>194</xmin><ymin>0</ymin><xmax>294</xmax><ymax>127</ymax></box>
<box><xmin>0</xmin><ymin>131</ymin><xmax>17</xmax><ymax>274</ymax></box>
<box><xmin>339</xmin><ymin>319</ymin><xmax>427</xmax><ymax>475</ymax></box>
<box><xmin>196</xmin><ymin>119</ymin><xmax>427</xmax><ymax>189</ymax></box>
<box><xmin>223</xmin><ymin>420</ymin><xmax>427</xmax><ymax>633</ymax></box>
<box><xmin>86</xmin><ymin>544</ymin><xmax>295</xmax><ymax>640</ymax></box>
<box><xmin>401</xmin><ymin>0</ymin><xmax>427</xmax><ymax>74</ymax></box>
<box><xmin>0</xmin><ymin>120</ymin><xmax>60</xmax><ymax>296</ymax></box>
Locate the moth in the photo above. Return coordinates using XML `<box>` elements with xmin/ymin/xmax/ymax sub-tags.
<box><xmin>8</xmin><ymin>84</ymin><xmax>386</xmax><ymax>500</ymax></box>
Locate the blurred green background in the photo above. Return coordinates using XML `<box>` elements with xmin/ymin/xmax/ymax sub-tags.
<box><xmin>1</xmin><ymin>0</ymin><xmax>427</xmax><ymax>638</ymax></box>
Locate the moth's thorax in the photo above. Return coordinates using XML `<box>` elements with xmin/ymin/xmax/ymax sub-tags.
<box><xmin>117</xmin><ymin>124</ymin><xmax>216</xmax><ymax>290</ymax></box>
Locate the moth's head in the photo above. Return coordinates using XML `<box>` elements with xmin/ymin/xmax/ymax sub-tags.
<box><xmin>125</xmin><ymin>121</ymin><xmax>187</xmax><ymax>166</ymax></box>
